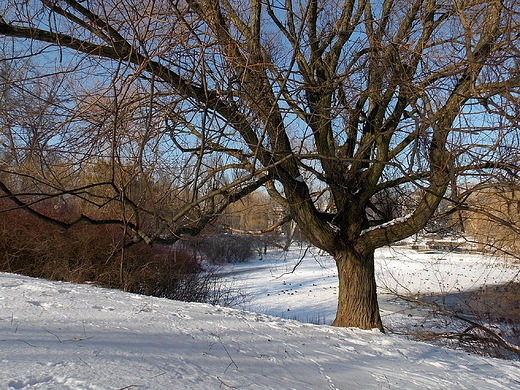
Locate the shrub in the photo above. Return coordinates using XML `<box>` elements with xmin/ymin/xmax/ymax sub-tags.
<box><xmin>0</xmin><ymin>199</ymin><xmax>227</xmax><ymax>304</ymax></box>
<box><xmin>197</xmin><ymin>233</ymin><xmax>255</xmax><ymax>264</ymax></box>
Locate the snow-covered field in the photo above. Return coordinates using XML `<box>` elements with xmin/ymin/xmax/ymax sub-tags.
<box><xmin>1</xmin><ymin>246</ymin><xmax>520</xmax><ymax>389</ymax></box>
<box><xmin>225</xmin><ymin>245</ymin><xmax>520</xmax><ymax>325</ymax></box>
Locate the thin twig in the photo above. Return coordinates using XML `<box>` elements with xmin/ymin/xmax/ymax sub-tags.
<box><xmin>217</xmin><ymin>376</ymin><xmax>237</xmax><ymax>389</ymax></box>
<box><xmin>44</xmin><ymin>328</ymin><xmax>63</xmax><ymax>343</ymax></box>
<box><xmin>396</xmin><ymin>294</ymin><xmax>520</xmax><ymax>357</ymax></box>
<box><xmin>275</xmin><ymin>245</ymin><xmax>309</xmax><ymax>278</ymax></box>
<box><xmin>217</xmin><ymin>336</ymin><xmax>238</xmax><ymax>373</ymax></box>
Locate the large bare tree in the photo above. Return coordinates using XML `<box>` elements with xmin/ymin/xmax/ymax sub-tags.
<box><xmin>1</xmin><ymin>0</ymin><xmax>520</xmax><ymax>330</ymax></box>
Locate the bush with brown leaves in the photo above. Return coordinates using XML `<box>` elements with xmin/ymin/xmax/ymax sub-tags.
<box><xmin>0</xmin><ymin>199</ymin><xmax>220</xmax><ymax>303</ymax></box>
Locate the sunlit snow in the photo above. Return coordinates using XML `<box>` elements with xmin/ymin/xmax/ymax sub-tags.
<box><xmin>1</xmin><ymin>245</ymin><xmax>519</xmax><ymax>389</ymax></box>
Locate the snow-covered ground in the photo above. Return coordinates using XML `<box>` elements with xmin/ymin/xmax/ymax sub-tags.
<box><xmin>1</xmin><ymin>246</ymin><xmax>520</xmax><ymax>389</ymax></box>
<box><xmin>225</xmin><ymin>245</ymin><xmax>519</xmax><ymax>325</ymax></box>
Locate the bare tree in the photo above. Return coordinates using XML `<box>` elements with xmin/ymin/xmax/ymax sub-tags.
<box><xmin>1</xmin><ymin>0</ymin><xmax>520</xmax><ymax>330</ymax></box>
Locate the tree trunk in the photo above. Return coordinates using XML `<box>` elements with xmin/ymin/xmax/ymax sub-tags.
<box><xmin>332</xmin><ymin>248</ymin><xmax>384</xmax><ymax>332</ymax></box>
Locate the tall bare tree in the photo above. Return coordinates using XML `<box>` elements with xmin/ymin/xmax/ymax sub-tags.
<box><xmin>1</xmin><ymin>0</ymin><xmax>520</xmax><ymax>330</ymax></box>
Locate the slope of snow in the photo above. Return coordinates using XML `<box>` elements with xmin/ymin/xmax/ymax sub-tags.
<box><xmin>1</xmin><ymin>247</ymin><xmax>520</xmax><ymax>389</ymax></box>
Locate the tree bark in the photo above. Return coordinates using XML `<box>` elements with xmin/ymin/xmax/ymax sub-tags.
<box><xmin>332</xmin><ymin>248</ymin><xmax>383</xmax><ymax>331</ymax></box>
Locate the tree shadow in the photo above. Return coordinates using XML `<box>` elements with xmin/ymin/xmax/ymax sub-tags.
<box><xmin>419</xmin><ymin>282</ymin><xmax>520</xmax><ymax>325</ymax></box>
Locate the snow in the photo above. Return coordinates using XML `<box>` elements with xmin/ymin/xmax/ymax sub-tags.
<box><xmin>360</xmin><ymin>214</ymin><xmax>413</xmax><ymax>235</ymax></box>
<box><xmin>1</xmin><ymin>246</ymin><xmax>520</xmax><ymax>389</ymax></box>
<box><xmin>225</xmin><ymin>245</ymin><xmax>519</xmax><ymax>324</ymax></box>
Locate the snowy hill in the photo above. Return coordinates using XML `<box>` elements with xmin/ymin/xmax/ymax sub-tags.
<box><xmin>1</xmin><ymin>246</ymin><xmax>520</xmax><ymax>389</ymax></box>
